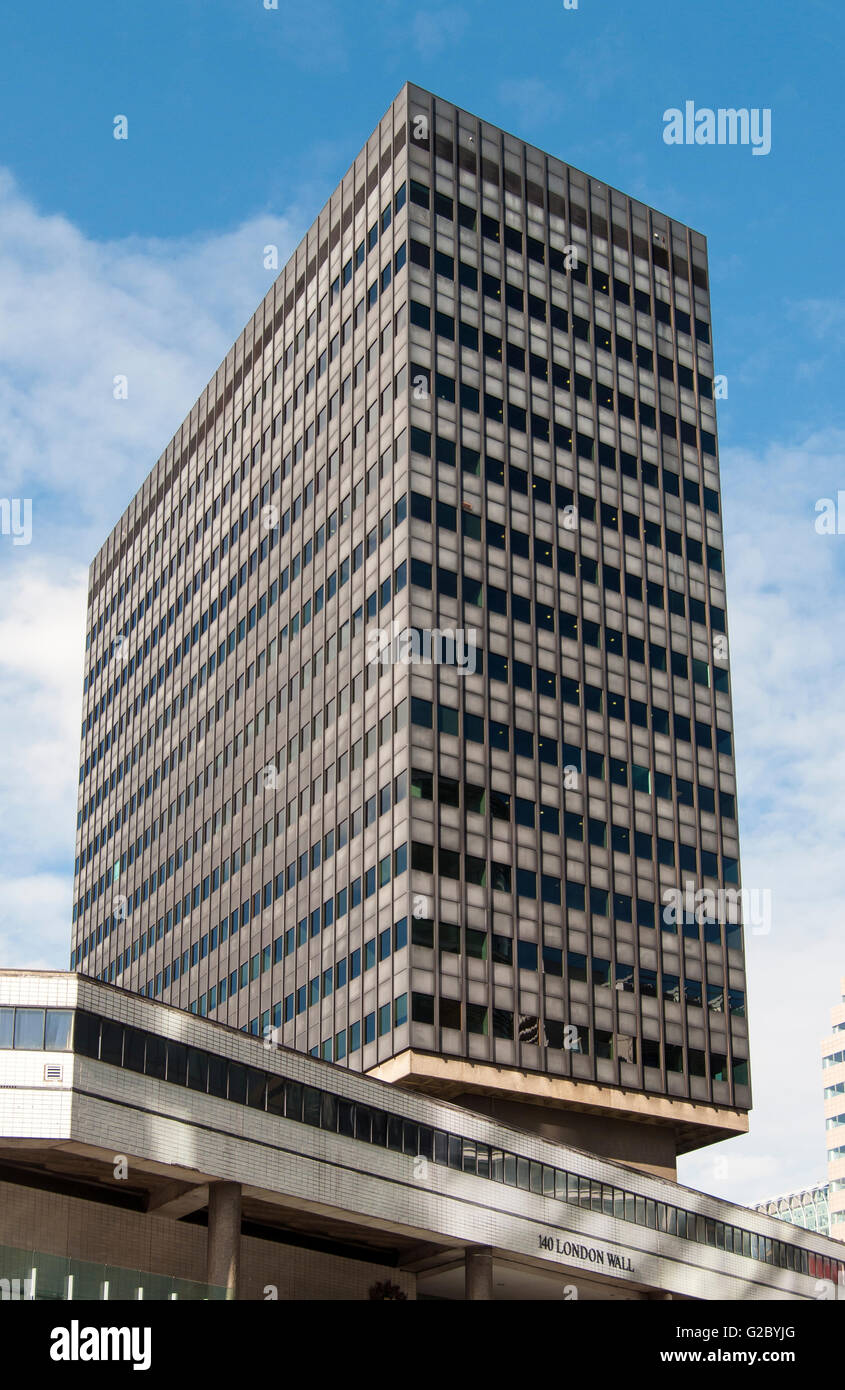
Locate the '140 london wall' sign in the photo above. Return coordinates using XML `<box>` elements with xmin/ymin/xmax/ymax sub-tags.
<box><xmin>538</xmin><ymin>1234</ymin><xmax>635</xmax><ymax>1274</ymax></box>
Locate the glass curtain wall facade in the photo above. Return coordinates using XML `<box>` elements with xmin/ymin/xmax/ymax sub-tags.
<box><xmin>755</xmin><ymin>1185</ymin><xmax>831</xmax><ymax>1237</ymax></box>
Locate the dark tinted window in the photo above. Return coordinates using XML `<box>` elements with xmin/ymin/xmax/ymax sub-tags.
<box><xmin>187</xmin><ymin>1047</ymin><xmax>208</xmax><ymax>1093</ymax></box>
<box><xmin>266</xmin><ymin>1075</ymin><xmax>285</xmax><ymax>1114</ymax></box>
<box><xmin>246</xmin><ymin>1069</ymin><xmax>266</xmax><ymax>1110</ymax></box>
<box><xmin>166</xmin><ymin>1039</ymin><xmax>187</xmax><ymax>1086</ymax></box>
<box><xmin>145</xmin><ymin>1034</ymin><xmax>167</xmax><ymax>1080</ymax></box>
<box><xmin>100</xmin><ymin>1019</ymin><xmax>124</xmax><ymax>1066</ymax></box>
<box><xmin>228</xmin><ymin>1063</ymin><xmax>247</xmax><ymax>1104</ymax></box>
<box><xmin>208</xmin><ymin>1054</ymin><xmax>228</xmax><ymax>1099</ymax></box>
<box><xmin>284</xmin><ymin>1080</ymin><xmax>303</xmax><ymax>1121</ymax></box>
<box><xmin>303</xmin><ymin>1086</ymin><xmax>322</xmax><ymax>1126</ymax></box>
<box><xmin>356</xmin><ymin>1106</ymin><xmax>373</xmax><ymax>1142</ymax></box>
<box><xmin>73</xmin><ymin>1010</ymin><xmax>100</xmax><ymax>1058</ymax></box>
<box><xmin>124</xmin><ymin>1028</ymin><xmax>146</xmax><ymax>1073</ymax></box>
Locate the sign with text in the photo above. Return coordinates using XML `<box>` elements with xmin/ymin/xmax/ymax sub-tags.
<box><xmin>538</xmin><ymin>1233</ymin><xmax>635</xmax><ymax>1274</ymax></box>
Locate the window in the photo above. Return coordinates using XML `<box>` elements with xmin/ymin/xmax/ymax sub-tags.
<box><xmin>14</xmin><ymin>1008</ymin><xmax>45</xmax><ymax>1049</ymax></box>
<box><xmin>438</xmin><ymin>704</ymin><xmax>459</xmax><ymax>736</ymax></box>
<box><xmin>411</xmin><ymin>697</ymin><xmax>432</xmax><ymax>728</ymax></box>
<box><xmin>45</xmin><ymin>1010</ymin><xmax>73</xmax><ymax>1049</ymax></box>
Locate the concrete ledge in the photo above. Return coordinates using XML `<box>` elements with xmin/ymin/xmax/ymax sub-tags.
<box><xmin>368</xmin><ymin>1049</ymin><xmax>749</xmax><ymax>1169</ymax></box>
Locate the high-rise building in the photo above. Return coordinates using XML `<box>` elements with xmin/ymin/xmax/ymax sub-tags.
<box><xmin>823</xmin><ymin>978</ymin><xmax>845</xmax><ymax>1239</ymax></box>
<box><xmin>71</xmin><ymin>82</ymin><xmax>749</xmax><ymax>1182</ymax></box>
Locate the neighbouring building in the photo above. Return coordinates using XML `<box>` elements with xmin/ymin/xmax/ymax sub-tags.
<box><xmin>754</xmin><ymin>1183</ymin><xmax>830</xmax><ymax>1237</ymax></box>
<box><xmin>823</xmin><ymin>978</ymin><xmax>845</xmax><ymax>1240</ymax></box>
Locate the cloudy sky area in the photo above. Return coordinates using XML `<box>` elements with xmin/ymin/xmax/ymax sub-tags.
<box><xmin>0</xmin><ymin>0</ymin><xmax>843</xmax><ymax>1208</ymax></box>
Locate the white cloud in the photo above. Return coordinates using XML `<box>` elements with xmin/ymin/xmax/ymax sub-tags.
<box><xmin>0</xmin><ymin>873</ymin><xmax>74</xmax><ymax>971</ymax></box>
<box><xmin>0</xmin><ymin>562</ymin><xmax>87</xmax><ymax>856</ymax></box>
<box><xmin>680</xmin><ymin>431</ymin><xmax>845</xmax><ymax>1205</ymax></box>
<box><xmin>0</xmin><ymin>167</ymin><xmax>299</xmax><ymax>538</ymax></box>
<box><xmin>0</xmin><ymin>168</ymin><xmax>299</xmax><ymax>971</ymax></box>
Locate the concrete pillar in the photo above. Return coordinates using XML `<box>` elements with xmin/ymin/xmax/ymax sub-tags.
<box><xmin>207</xmin><ymin>1181</ymin><xmax>242</xmax><ymax>1299</ymax></box>
<box><xmin>465</xmin><ymin>1245</ymin><xmax>493</xmax><ymax>1300</ymax></box>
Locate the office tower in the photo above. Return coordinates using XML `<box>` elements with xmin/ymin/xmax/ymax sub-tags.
<box><xmin>754</xmin><ymin>1183</ymin><xmax>831</xmax><ymax>1237</ymax></box>
<box><xmin>824</xmin><ymin>978</ymin><xmax>845</xmax><ymax>1239</ymax></box>
<box><xmin>71</xmin><ymin>82</ymin><xmax>748</xmax><ymax>1179</ymax></box>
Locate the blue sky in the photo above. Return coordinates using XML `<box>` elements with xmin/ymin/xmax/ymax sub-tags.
<box><xmin>1</xmin><ymin>0</ymin><xmax>844</xmax><ymax>1208</ymax></box>
<box><xmin>1</xmin><ymin>0</ymin><xmax>843</xmax><ymax>451</ymax></box>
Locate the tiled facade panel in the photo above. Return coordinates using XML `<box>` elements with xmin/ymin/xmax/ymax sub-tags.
<box><xmin>70</xmin><ymin>82</ymin><xmax>748</xmax><ymax>1125</ymax></box>
<box><xmin>399</xmin><ymin>87</ymin><xmax>747</xmax><ymax>1115</ymax></box>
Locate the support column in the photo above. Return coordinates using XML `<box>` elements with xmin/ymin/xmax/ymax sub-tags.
<box><xmin>465</xmin><ymin>1245</ymin><xmax>493</xmax><ymax>1300</ymax></box>
<box><xmin>206</xmin><ymin>1181</ymin><xmax>242</xmax><ymax>1300</ymax></box>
